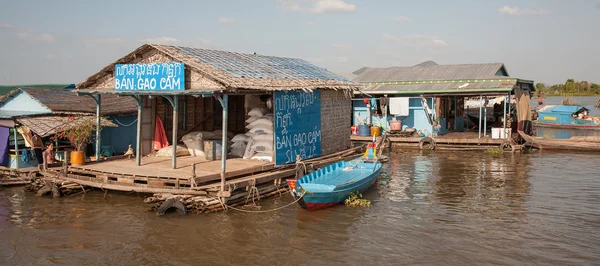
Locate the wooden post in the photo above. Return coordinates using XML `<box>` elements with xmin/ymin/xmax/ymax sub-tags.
<box><xmin>42</xmin><ymin>150</ymin><xmax>48</xmax><ymax>171</ymax></box>
<box><xmin>63</xmin><ymin>151</ymin><xmax>69</xmax><ymax>175</ymax></box>
<box><xmin>135</xmin><ymin>96</ymin><xmax>143</xmax><ymax>166</ymax></box>
<box><xmin>478</xmin><ymin>95</ymin><xmax>483</xmax><ymax>139</ymax></box>
<box><xmin>95</xmin><ymin>94</ymin><xmax>101</xmax><ymax>162</ymax></box>
<box><xmin>172</xmin><ymin>96</ymin><xmax>178</xmax><ymax>169</ymax></box>
<box><xmin>13</xmin><ymin>128</ymin><xmax>18</xmax><ymax>169</ymax></box>
<box><xmin>503</xmin><ymin>94</ymin><xmax>508</xmax><ymax>138</ymax></box>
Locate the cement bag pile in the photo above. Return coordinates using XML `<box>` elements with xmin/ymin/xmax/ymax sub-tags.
<box><xmin>181</xmin><ymin>131</ymin><xmax>213</xmax><ymax>158</ymax></box>
<box><xmin>156</xmin><ymin>145</ymin><xmax>191</xmax><ymax>157</ymax></box>
<box><xmin>229</xmin><ymin>133</ymin><xmax>247</xmax><ymax>158</ymax></box>
<box><xmin>243</xmin><ymin>107</ymin><xmax>274</xmax><ymax>162</ymax></box>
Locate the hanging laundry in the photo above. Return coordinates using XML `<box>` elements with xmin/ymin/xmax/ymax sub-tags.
<box><xmin>153</xmin><ymin>115</ymin><xmax>169</xmax><ymax>151</ymax></box>
<box><xmin>389</xmin><ymin>97</ymin><xmax>410</xmax><ymax>116</ymax></box>
<box><xmin>21</xmin><ymin>148</ymin><xmax>29</xmax><ymax>163</ymax></box>
<box><xmin>0</xmin><ymin>127</ymin><xmax>9</xmax><ymax>166</ymax></box>
<box><xmin>17</xmin><ymin>126</ymin><xmax>34</xmax><ymax>148</ymax></box>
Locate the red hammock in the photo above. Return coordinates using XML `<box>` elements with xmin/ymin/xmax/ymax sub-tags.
<box><xmin>153</xmin><ymin>115</ymin><xmax>169</xmax><ymax>150</ymax></box>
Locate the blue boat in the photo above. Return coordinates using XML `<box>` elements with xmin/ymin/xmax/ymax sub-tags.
<box><xmin>535</xmin><ymin>105</ymin><xmax>600</xmax><ymax>130</ymax></box>
<box><xmin>287</xmin><ymin>158</ymin><xmax>382</xmax><ymax>210</ymax></box>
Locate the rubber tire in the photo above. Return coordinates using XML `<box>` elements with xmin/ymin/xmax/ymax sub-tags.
<box><xmin>419</xmin><ymin>137</ymin><xmax>436</xmax><ymax>150</ymax></box>
<box><xmin>36</xmin><ymin>185</ymin><xmax>52</xmax><ymax>197</ymax></box>
<box><xmin>499</xmin><ymin>142</ymin><xmax>514</xmax><ymax>152</ymax></box>
<box><xmin>156</xmin><ymin>198</ymin><xmax>187</xmax><ymax>216</ymax></box>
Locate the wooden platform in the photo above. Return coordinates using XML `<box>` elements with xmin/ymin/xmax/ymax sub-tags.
<box><xmin>351</xmin><ymin>132</ymin><xmax>508</xmax><ymax>148</ymax></box>
<box><xmin>40</xmin><ymin>147</ymin><xmax>364</xmax><ymax>196</ymax></box>
<box><xmin>0</xmin><ymin>166</ymin><xmax>39</xmax><ymax>186</ymax></box>
<box><xmin>69</xmin><ymin>156</ymin><xmax>271</xmax><ymax>183</ymax></box>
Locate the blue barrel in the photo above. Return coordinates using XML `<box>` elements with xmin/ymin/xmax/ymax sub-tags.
<box><xmin>358</xmin><ymin>125</ymin><xmax>370</xmax><ymax>136</ymax></box>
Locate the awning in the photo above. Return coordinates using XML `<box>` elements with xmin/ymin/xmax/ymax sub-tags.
<box><xmin>17</xmin><ymin>116</ymin><xmax>117</xmax><ymax>137</ymax></box>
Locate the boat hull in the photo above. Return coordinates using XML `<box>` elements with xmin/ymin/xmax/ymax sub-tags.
<box><xmin>291</xmin><ymin>159</ymin><xmax>383</xmax><ymax>211</ymax></box>
<box><xmin>534</xmin><ymin>121</ymin><xmax>600</xmax><ymax>130</ymax></box>
<box><xmin>519</xmin><ymin>131</ymin><xmax>600</xmax><ymax>151</ymax></box>
<box><xmin>298</xmin><ymin>173</ymin><xmax>379</xmax><ymax>210</ymax></box>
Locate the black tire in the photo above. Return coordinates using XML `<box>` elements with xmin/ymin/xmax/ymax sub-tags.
<box><xmin>36</xmin><ymin>185</ymin><xmax>52</xmax><ymax>197</ymax></box>
<box><xmin>419</xmin><ymin>137</ymin><xmax>436</xmax><ymax>150</ymax></box>
<box><xmin>499</xmin><ymin>142</ymin><xmax>514</xmax><ymax>152</ymax></box>
<box><xmin>156</xmin><ymin>198</ymin><xmax>187</xmax><ymax>216</ymax></box>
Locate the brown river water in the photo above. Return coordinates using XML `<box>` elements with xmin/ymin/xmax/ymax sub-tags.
<box><xmin>1</xmin><ymin>150</ymin><xmax>600</xmax><ymax>265</ymax></box>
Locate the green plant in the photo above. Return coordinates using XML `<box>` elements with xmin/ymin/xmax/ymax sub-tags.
<box><xmin>485</xmin><ymin>148</ymin><xmax>503</xmax><ymax>154</ymax></box>
<box><xmin>53</xmin><ymin>116</ymin><xmax>100</xmax><ymax>152</ymax></box>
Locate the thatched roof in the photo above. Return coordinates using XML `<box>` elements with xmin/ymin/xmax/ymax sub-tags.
<box><xmin>353</xmin><ymin>63</ymin><xmax>508</xmax><ymax>83</ymax></box>
<box><xmin>78</xmin><ymin>44</ymin><xmax>362</xmax><ymax>93</ymax></box>
<box><xmin>17</xmin><ymin>116</ymin><xmax>117</xmax><ymax>138</ymax></box>
<box><xmin>0</xmin><ymin>88</ymin><xmax>137</xmax><ymax>116</ymax></box>
<box><xmin>0</xmin><ymin>84</ymin><xmax>74</xmax><ymax>96</ymax></box>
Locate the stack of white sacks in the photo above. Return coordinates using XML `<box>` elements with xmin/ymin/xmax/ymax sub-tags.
<box><xmin>229</xmin><ymin>107</ymin><xmax>274</xmax><ymax>162</ymax></box>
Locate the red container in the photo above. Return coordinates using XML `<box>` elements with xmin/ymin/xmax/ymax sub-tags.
<box><xmin>351</xmin><ymin>126</ymin><xmax>358</xmax><ymax>135</ymax></box>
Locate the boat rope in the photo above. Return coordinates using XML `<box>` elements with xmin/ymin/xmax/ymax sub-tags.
<box><xmin>212</xmin><ymin>191</ymin><xmax>306</xmax><ymax>214</ymax></box>
<box><xmin>112</xmin><ymin>117</ymin><xmax>138</xmax><ymax>127</ymax></box>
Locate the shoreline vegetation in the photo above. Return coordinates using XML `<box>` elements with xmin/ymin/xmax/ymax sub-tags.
<box><xmin>536</xmin><ymin>79</ymin><xmax>600</xmax><ymax>97</ymax></box>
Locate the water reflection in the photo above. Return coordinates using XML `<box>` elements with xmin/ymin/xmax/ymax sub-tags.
<box><xmin>1</xmin><ymin>150</ymin><xmax>599</xmax><ymax>265</ymax></box>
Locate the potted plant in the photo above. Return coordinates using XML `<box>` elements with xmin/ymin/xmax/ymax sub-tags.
<box><xmin>54</xmin><ymin>116</ymin><xmax>99</xmax><ymax>166</ymax></box>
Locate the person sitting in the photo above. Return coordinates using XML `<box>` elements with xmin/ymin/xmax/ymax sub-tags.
<box><xmin>45</xmin><ymin>143</ymin><xmax>55</xmax><ymax>164</ymax></box>
<box><xmin>537</xmin><ymin>95</ymin><xmax>544</xmax><ymax>107</ymax></box>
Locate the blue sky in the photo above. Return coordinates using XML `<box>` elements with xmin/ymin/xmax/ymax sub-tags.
<box><xmin>0</xmin><ymin>0</ymin><xmax>599</xmax><ymax>85</ymax></box>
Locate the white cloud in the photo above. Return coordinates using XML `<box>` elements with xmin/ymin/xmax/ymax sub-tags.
<box><xmin>336</xmin><ymin>56</ymin><xmax>349</xmax><ymax>63</ymax></box>
<box><xmin>46</xmin><ymin>54</ymin><xmax>58</xmax><ymax>60</ymax></box>
<box><xmin>392</xmin><ymin>16</ymin><xmax>411</xmax><ymax>23</ymax></box>
<box><xmin>498</xmin><ymin>6</ymin><xmax>550</xmax><ymax>16</ymax></box>
<box><xmin>218</xmin><ymin>17</ymin><xmax>237</xmax><ymax>24</ymax></box>
<box><xmin>17</xmin><ymin>30</ymin><xmax>55</xmax><ymax>42</ymax></box>
<box><xmin>382</xmin><ymin>33</ymin><xmax>400</xmax><ymax>41</ymax></box>
<box><xmin>383</xmin><ymin>33</ymin><xmax>448</xmax><ymax>48</ymax></box>
<box><xmin>278</xmin><ymin>0</ymin><xmax>356</xmax><ymax>13</ymax></box>
<box><xmin>141</xmin><ymin>37</ymin><xmax>179</xmax><ymax>44</ymax></box>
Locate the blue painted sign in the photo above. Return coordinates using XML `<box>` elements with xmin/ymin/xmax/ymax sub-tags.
<box><xmin>114</xmin><ymin>62</ymin><xmax>185</xmax><ymax>91</ymax></box>
<box><xmin>274</xmin><ymin>90</ymin><xmax>321</xmax><ymax>166</ymax></box>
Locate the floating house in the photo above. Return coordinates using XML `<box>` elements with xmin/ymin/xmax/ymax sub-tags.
<box><xmin>0</xmin><ymin>87</ymin><xmax>137</xmax><ymax>170</ymax></box>
<box><xmin>351</xmin><ymin>62</ymin><xmax>535</xmax><ymax>148</ymax></box>
<box><xmin>49</xmin><ymin>44</ymin><xmax>362</xmax><ymax>204</ymax></box>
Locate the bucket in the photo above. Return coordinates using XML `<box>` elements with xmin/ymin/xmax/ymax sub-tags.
<box><xmin>370</xmin><ymin>126</ymin><xmax>381</xmax><ymax>137</ymax></box>
<box><xmin>350</xmin><ymin>126</ymin><xmax>358</xmax><ymax>135</ymax></box>
<box><xmin>358</xmin><ymin>125</ymin><xmax>370</xmax><ymax>136</ymax></box>
<box><xmin>390</xmin><ymin>120</ymin><xmax>402</xmax><ymax>131</ymax></box>
<box><xmin>70</xmin><ymin>151</ymin><xmax>86</xmax><ymax>166</ymax></box>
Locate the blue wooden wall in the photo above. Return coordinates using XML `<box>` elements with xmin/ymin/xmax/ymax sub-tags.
<box><xmin>96</xmin><ymin>115</ymin><xmax>137</xmax><ymax>155</ymax></box>
<box><xmin>352</xmin><ymin>96</ymin><xmax>434</xmax><ymax>136</ymax></box>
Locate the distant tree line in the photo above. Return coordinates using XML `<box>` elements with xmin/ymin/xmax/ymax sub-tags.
<box><xmin>536</xmin><ymin>79</ymin><xmax>600</xmax><ymax>96</ymax></box>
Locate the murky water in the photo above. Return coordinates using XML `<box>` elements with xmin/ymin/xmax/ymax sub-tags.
<box><xmin>1</xmin><ymin>151</ymin><xmax>600</xmax><ymax>265</ymax></box>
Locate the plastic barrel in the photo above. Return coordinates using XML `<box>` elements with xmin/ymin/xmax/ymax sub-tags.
<box><xmin>370</xmin><ymin>126</ymin><xmax>381</xmax><ymax>137</ymax></box>
<box><xmin>358</xmin><ymin>125</ymin><xmax>370</xmax><ymax>136</ymax></box>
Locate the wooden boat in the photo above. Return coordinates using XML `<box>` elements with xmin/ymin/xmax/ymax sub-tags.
<box><xmin>519</xmin><ymin>131</ymin><xmax>600</xmax><ymax>151</ymax></box>
<box><xmin>534</xmin><ymin>105</ymin><xmax>600</xmax><ymax>130</ymax></box>
<box><xmin>287</xmin><ymin>158</ymin><xmax>382</xmax><ymax>210</ymax></box>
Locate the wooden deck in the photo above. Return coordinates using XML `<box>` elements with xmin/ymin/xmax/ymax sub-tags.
<box><xmin>352</xmin><ymin>132</ymin><xmax>509</xmax><ymax>148</ymax></box>
<box><xmin>0</xmin><ymin>166</ymin><xmax>39</xmax><ymax>186</ymax></box>
<box><xmin>69</xmin><ymin>156</ymin><xmax>271</xmax><ymax>183</ymax></box>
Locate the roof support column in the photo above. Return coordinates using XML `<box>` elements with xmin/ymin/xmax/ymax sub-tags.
<box><xmin>503</xmin><ymin>93</ymin><xmax>508</xmax><ymax>138</ymax></box>
<box><xmin>484</xmin><ymin>97</ymin><xmax>487</xmax><ymax>137</ymax></box>
<box><xmin>215</xmin><ymin>94</ymin><xmax>230</xmax><ymax>198</ymax></box>
<box><xmin>478</xmin><ymin>95</ymin><xmax>483</xmax><ymax>139</ymax></box>
<box><xmin>162</xmin><ymin>95</ymin><xmax>179</xmax><ymax>169</ymax></box>
<box><xmin>13</xmin><ymin>128</ymin><xmax>18</xmax><ymax>169</ymax></box>
<box><xmin>130</xmin><ymin>95</ymin><xmax>143</xmax><ymax>166</ymax></box>
<box><xmin>85</xmin><ymin>94</ymin><xmax>102</xmax><ymax>162</ymax></box>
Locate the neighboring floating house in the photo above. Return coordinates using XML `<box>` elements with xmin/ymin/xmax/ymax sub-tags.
<box><xmin>0</xmin><ymin>87</ymin><xmax>137</xmax><ymax>169</ymax></box>
<box><xmin>68</xmin><ymin>44</ymin><xmax>360</xmax><ymax>199</ymax></box>
<box><xmin>352</xmin><ymin>62</ymin><xmax>535</xmax><ymax>140</ymax></box>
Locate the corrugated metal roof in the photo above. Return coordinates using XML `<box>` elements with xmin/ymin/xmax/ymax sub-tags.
<box><xmin>361</xmin><ymin>80</ymin><xmax>516</xmax><ymax>95</ymax></box>
<box><xmin>78</xmin><ymin>44</ymin><xmax>362</xmax><ymax>92</ymax></box>
<box><xmin>20</xmin><ymin>88</ymin><xmax>137</xmax><ymax>115</ymax></box>
<box><xmin>353</xmin><ymin>63</ymin><xmax>506</xmax><ymax>83</ymax></box>
<box><xmin>171</xmin><ymin>46</ymin><xmax>351</xmax><ymax>81</ymax></box>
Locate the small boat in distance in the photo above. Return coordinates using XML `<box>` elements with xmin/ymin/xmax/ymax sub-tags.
<box><xmin>287</xmin><ymin>157</ymin><xmax>383</xmax><ymax>210</ymax></box>
<box><xmin>534</xmin><ymin>105</ymin><xmax>600</xmax><ymax>130</ymax></box>
<box><xmin>519</xmin><ymin>131</ymin><xmax>600</xmax><ymax>152</ymax></box>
